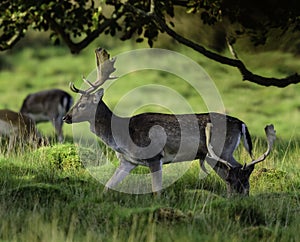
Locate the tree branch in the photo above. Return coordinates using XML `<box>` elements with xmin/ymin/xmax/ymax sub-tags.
<box><xmin>152</xmin><ymin>13</ymin><xmax>300</xmax><ymax>87</ymax></box>
<box><xmin>0</xmin><ymin>31</ymin><xmax>24</xmax><ymax>51</ymax></box>
<box><xmin>44</xmin><ymin>12</ymin><xmax>122</xmax><ymax>54</ymax></box>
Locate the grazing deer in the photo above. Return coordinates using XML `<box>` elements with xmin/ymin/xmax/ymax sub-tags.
<box><xmin>20</xmin><ymin>89</ymin><xmax>73</xmax><ymax>142</ymax></box>
<box><xmin>0</xmin><ymin>109</ymin><xmax>42</xmax><ymax>152</ymax></box>
<box><xmin>63</xmin><ymin>48</ymin><xmax>276</xmax><ymax>196</ymax></box>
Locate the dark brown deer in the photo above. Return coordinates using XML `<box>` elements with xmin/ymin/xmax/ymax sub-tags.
<box><xmin>20</xmin><ymin>89</ymin><xmax>73</xmax><ymax>142</ymax></box>
<box><xmin>63</xmin><ymin>48</ymin><xmax>276</xmax><ymax>196</ymax></box>
<box><xmin>0</xmin><ymin>109</ymin><xmax>43</xmax><ymax>152</ymax></box>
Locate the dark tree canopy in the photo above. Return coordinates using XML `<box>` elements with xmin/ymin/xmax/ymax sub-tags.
<box><xmin>1</xmin><ymin>0</ymin><xmax>300</xmax><ymax>87</ymax></box>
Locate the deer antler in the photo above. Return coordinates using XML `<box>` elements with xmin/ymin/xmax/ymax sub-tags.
<box><xmin>94</xmin><ymin>47</ymin><xmax>117</xmax><ymax>86</ymax></box>
<box><xmin>243</xmin><ymin>124</ymin><xmax>276</xmax><ymax>169</ymax></box>
<box><xmin>69</xmin><ymin>48</ymin><xmax>117</xmax><ymax>94</ymax></box>
<box><xmin>69</xmin><ymin>82</ymin><xmax>84</xmax><ymax>94</ymax></box>
<box><xmin>205</xmin><ymin>123</ymin><xmax>234</xmax><ymax>169</ymax></box>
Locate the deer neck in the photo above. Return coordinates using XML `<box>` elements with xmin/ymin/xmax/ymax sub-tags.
<box><xmin>89</xmin><ymin>101</ymin><xmax>121</xmax><ymax>149</ymax></box>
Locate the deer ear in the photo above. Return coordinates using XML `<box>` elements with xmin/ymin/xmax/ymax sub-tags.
<box><xmin>93</xmin><ymin>88</ymin><xmax>104</xmax><ymax>103</ymax></box>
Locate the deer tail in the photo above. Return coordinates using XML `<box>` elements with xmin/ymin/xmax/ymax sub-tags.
<box><xmin>242</xmin><ymin>123</ymin><xmax>253</xmax><ymax>159</ymax></box>
<box><xmin>61</xmin><ymin>94</ymin><xmax>73</xmax><ymax>113</ymax></box>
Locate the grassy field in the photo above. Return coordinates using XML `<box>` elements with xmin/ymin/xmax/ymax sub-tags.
<box><xmin>0</xmin><ymin>34</ymin><xmax>299</xmax><ymax>241</ymax></box>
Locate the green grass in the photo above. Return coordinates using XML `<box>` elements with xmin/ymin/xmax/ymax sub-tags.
<box><xmin>0</xmin><ymin>139</ymin><xmax>299</xmax><ymax>241</ymax></box>
<box><xmin>0</xmin><ymin>33</ymin><xmax>299</xmax><ymax>241</ymax></box>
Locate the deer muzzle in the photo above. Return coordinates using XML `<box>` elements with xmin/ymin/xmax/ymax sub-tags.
<box><xmin>62</xmin><ymin>114</ymin><xmax>72</xmax><ymax>124</ymax></box>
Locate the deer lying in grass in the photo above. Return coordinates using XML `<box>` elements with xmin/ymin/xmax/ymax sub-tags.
<box><xmin>0</xmin><ymin>109</ymin><xmax>43</xmax><ymax>152</ymax></box>
<box><xmin>63</xmin><ymin>48</ymin><xmax>276</xmax><ymax>196</ymax></box>
<box><xmin>20</xmin><ymin>89</ymin><xmax>73</xmax><ymax>142</ymax></box>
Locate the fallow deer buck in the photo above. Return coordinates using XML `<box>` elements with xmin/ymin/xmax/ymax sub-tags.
<box><xmin>0</xmin><ymin>109</ymin><xmax>42</xmax><ymax>152</ymax></box>
<box><xmin>63</xmin><ymin>48</ymin><xmax>276</xmax><ymax>196</ymax></box>
<box><xmin>20</xmin><ymin>89</ymin><xmax>73</xmax><ymax>142</ymax></box>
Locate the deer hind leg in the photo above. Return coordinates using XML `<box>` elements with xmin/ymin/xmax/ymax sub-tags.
<box><xmin>199</xmin><ymin>153</ymin><xmax>209</xmax><ymax>174</ymax></box>
<box><xmin>104</xmin><ymin>157</ymin><xmax>136</xmax><ymax>192</ymax></box>
<box><xmin>219</xmin><ymin>132</ymin><xmax>242</xmax><ymax>167</ymax></box>
<box><xmin>149</xmin><ymin>159</ymin><xmax>163</xmax><ymax>195</ymax></box>
<box><xmin>52</xmin><ymin>117</ymin><xmax>64</xmax><ymax>143</ymax></box>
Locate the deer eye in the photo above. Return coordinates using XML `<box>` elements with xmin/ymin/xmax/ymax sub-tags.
<box><xmin>78</xmin><ymin>103</ymin><xmax>86</xmax><ymax>109</ymax></box>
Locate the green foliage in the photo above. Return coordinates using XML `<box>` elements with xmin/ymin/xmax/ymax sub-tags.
<box><xmin>187</xmin><ymin>0</ymin><xmax>222</xmax><ymax>24</ymax></box>
<box><xmin>35</xmin><ymin>144</ymin><xmax>83</xmax><ymax>170</ymax></box>
<box><xmin>0</xmin><ymin>0</ymin><xmax>108</xmax><ymax>52</ymax></box>
<box><xmin>1</xmin><ymin>0</ymin><xmax>300</xmax><ymax>53</ymax></box>
<box><xmin>33</xmin><ymin>143</ymin><xmax>100</xmax><ymax>172</ymax></box>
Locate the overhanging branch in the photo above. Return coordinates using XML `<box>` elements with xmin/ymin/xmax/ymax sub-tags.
<box><xmin>153</xmin><ymin>13</ymin><xmax>300</xmax><ymax>87</ymax></box>
<box><xmin>44</xmin><ymin>12</ymin><xmax>122</xmax><ymax>54</ymax></box>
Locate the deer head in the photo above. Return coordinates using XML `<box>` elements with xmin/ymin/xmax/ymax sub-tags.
<box><xmin>205</xmin><ymin>123</ymin><xmax>276</xmax><ymax>196</ymax></box>
<box><xmin>63</xmin><ymin>48</ymin><xmax>116</xmax><ymax>124</ymax></box>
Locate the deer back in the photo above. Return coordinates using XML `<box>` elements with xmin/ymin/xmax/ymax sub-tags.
<box><xmin>20</xmin><ymin>89</ymin><xmax>73</xmax><ymax>122</ymax></box>
<box><xmin>0</xmin><ymin>109</ymin><xmax>39</xmax><ymax>139</ymax></box>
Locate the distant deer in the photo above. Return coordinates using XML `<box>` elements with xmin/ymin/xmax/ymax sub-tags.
<box><xmin>63</xmin><ymin>48</ymin><xmax>276</xmax><ymax>196</ymax></box>
<box><xmin>20</xmin><ymin>89</ymin><xmax>73</xmax><ymax>142</ymax></box>
<box><xmin>0</xmin><ymin>109</ymin><xmax>43</xmax><ymax>152</ymax></box>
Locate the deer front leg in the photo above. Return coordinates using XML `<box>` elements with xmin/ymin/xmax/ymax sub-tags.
<box><xmin>52</xmin><ymin>117</ymin><xmax>64</xmax><ymax>143</ymax></box>
<box><xmin>104</xmin><ymin>157</ymin><xmax>136</xmax><ymax>192</ymax></box>
<box><xmin>149</xmin><ymin>159</ymin><xmax>163</xmax><ymax>195</ymax></box>
<box><xmin>8</xmin><ymin>135</ymin><xmax>16</xmax><ymax>153</ymax></box>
